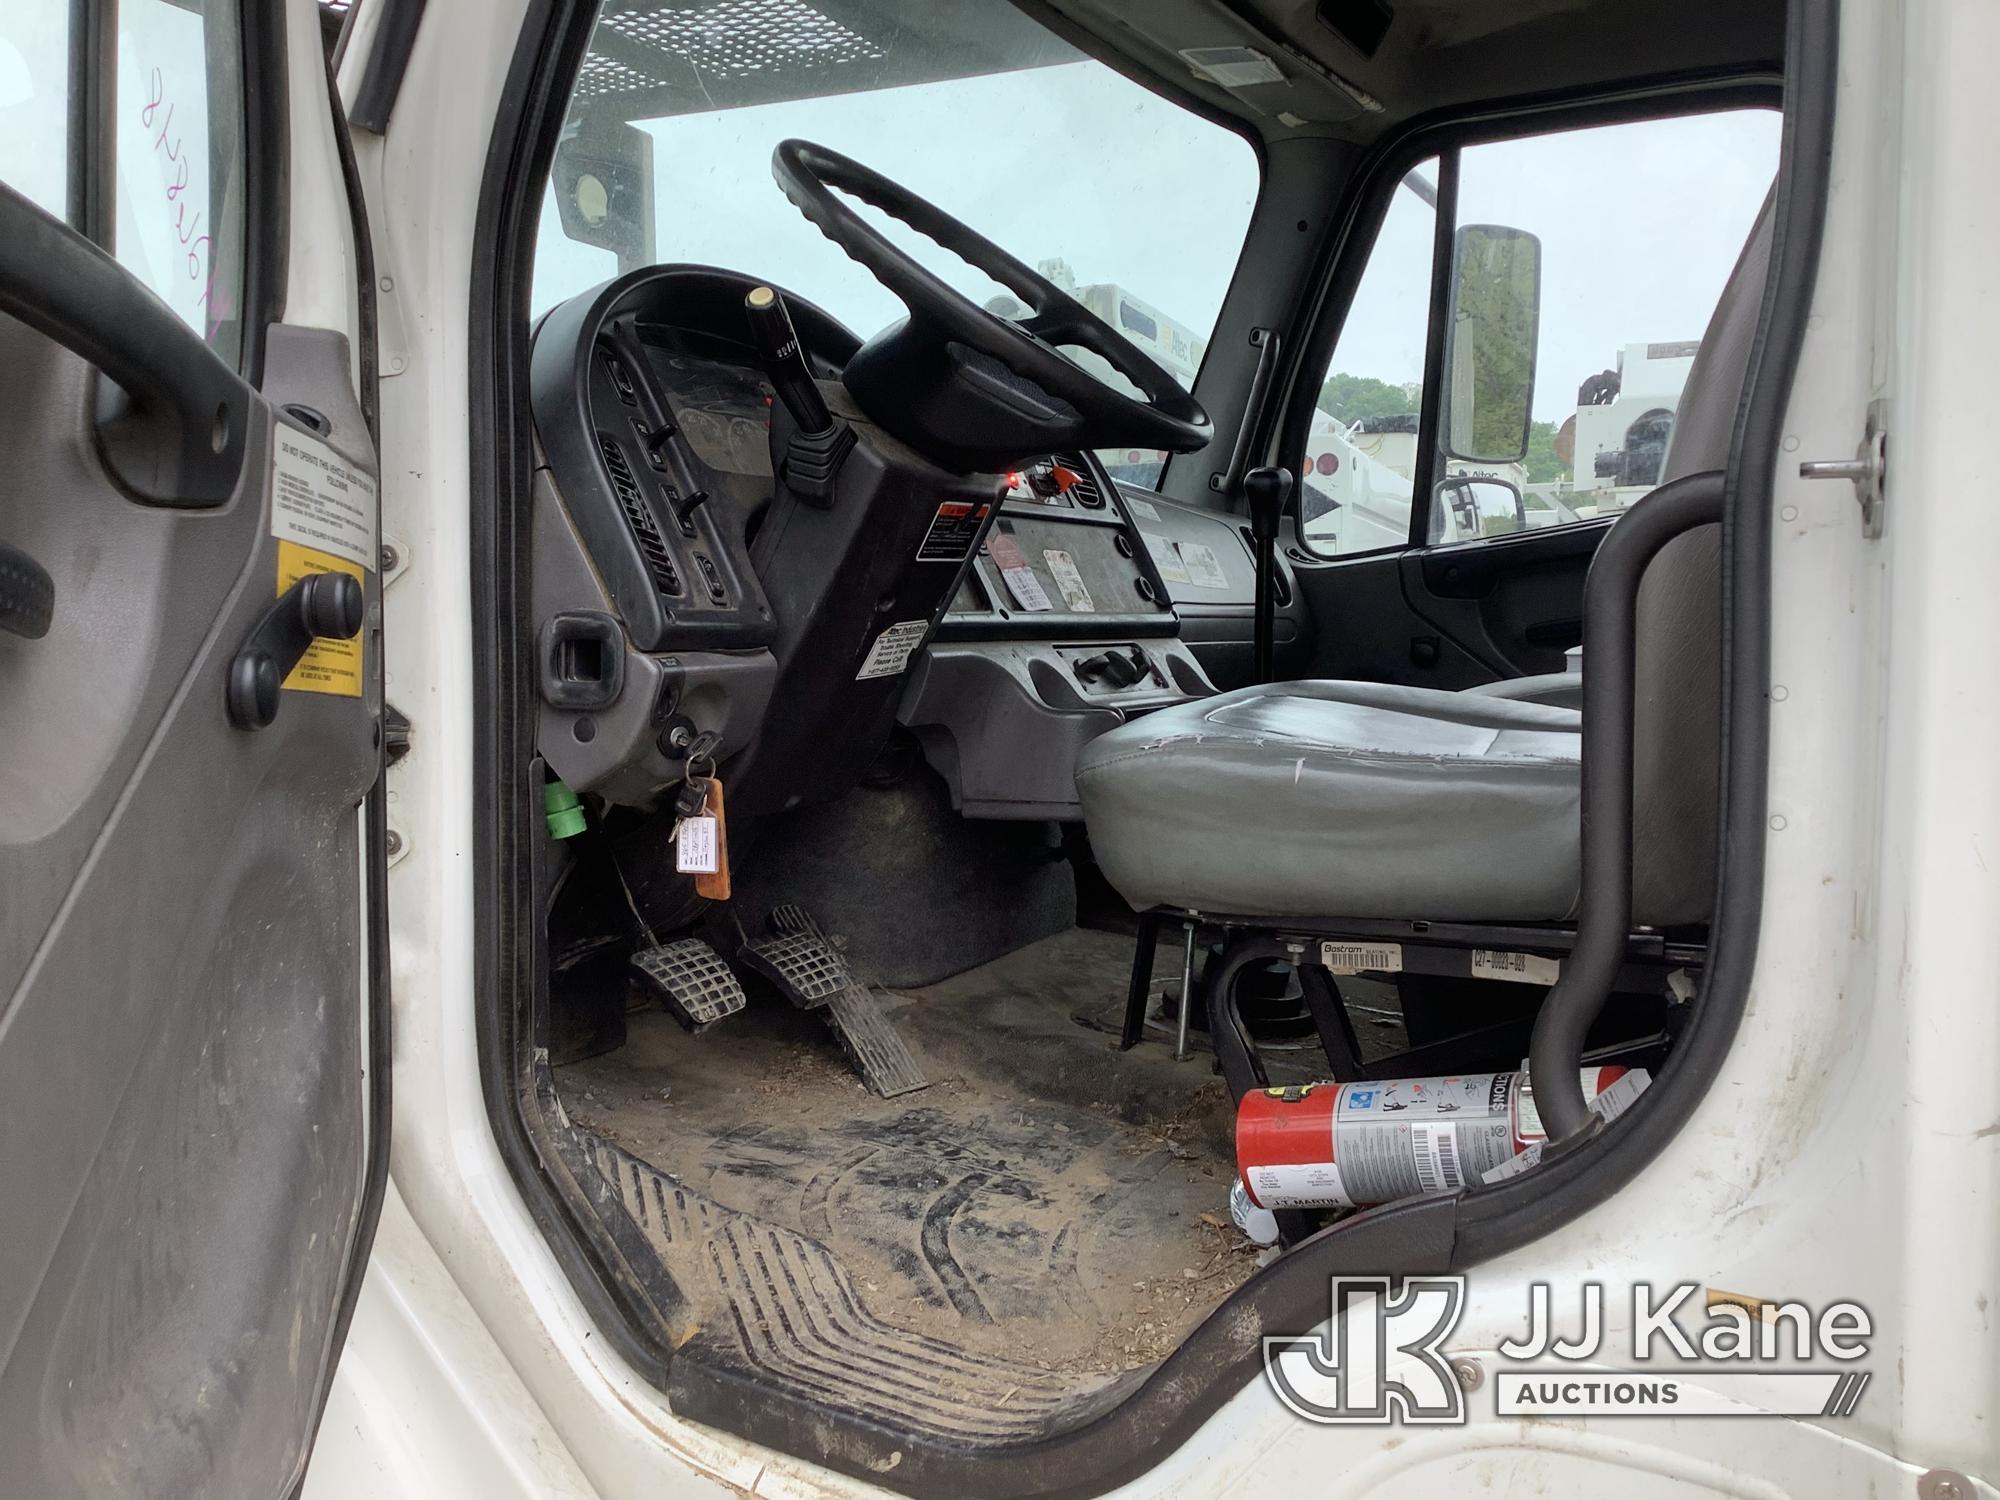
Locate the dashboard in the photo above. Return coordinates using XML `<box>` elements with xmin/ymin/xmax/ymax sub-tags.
<box><xmin>527</xmin><ymin>264</ymin><xmax>1263</xmax><ymax>821</ymax></box>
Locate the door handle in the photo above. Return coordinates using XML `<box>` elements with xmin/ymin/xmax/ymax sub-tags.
<box><xmin>226</xmin><ymin>571</ymin><xmax>365</xmax><ymax>729</ymax></box>
<box><xmin>0</xmin><ymin>184</ymin><xmax>253</xmax><ymax>507</ymax></box>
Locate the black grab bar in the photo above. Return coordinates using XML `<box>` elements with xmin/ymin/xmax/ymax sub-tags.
<box><xmin>1527</xmin><ymin>469</ymin><xmax>1727</xmax><ymax>1140</ymax></box>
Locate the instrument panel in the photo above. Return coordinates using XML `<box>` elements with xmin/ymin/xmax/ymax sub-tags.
<box><xmin>529</xmin><ymin>267</ymin><xmax>860</xmax><ymax>655</ymax></box>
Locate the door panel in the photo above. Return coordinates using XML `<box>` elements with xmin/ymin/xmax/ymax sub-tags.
<box><xmin>1401</xmin><ymin>516</ymin><xmax>1611</xmax><ymax>676</ymax></box>
<box><xmin>0</xmin><ymin>159</ymin><xmax>378</xmax><ymax>1500</ymax></box>
<box><xmin>1294</xmin><ymin>517</ymin><xmax>1606</xmax><ymax>686</ymax></box>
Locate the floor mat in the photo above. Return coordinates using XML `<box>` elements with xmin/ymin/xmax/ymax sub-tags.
<box><xmin>557</xmin><ymin>926</ymin><xmax>1311</xmax><ymax>1380</ymax></box>
<box><xmin>582</xmin><ymin>1135</ymin><xmax>1130</xmax><ymax>1446</ymax></box>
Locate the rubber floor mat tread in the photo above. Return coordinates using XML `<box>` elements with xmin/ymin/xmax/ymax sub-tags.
<box><xmin>585</xmin><ymin>1135</ymin><xmax>1112</xmax><ymax>1445</ymax></box>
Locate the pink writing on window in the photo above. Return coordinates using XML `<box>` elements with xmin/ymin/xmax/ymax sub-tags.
<box><xmin>138</xmin><ymin>66</ymin><xmax>233</xmax><ymax>343</ymax></box>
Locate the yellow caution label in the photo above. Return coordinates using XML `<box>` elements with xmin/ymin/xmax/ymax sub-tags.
<box><xmin>277</xmin><ymin>539</ymin><xmax>365</xmax><ymax>697</ymax></box>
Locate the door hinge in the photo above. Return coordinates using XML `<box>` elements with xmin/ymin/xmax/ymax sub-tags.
<box><xmin>1798</xmin><ymin>400</ymin><xmax>1887</xmax><ymax>538</ymax></box>
<box><xmin>383</xmin><ymin>702</ymin><xmax>412</xmax><ymax>765</ymax></box>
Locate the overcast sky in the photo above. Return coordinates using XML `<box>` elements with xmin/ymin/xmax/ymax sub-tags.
<box><xmin>535</xmin><ymin>62</ymin><xmax>1780</xmax><ymax>424</ymax></box>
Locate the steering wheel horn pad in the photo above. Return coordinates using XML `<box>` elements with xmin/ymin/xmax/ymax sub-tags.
<box><xmin>771</xmin><ymin>139</ymin><xmax>1212</xmax><ymax>472</ymax></box>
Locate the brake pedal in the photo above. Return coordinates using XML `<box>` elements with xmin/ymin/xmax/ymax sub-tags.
<box><xmin>737</xmin><ymin>930</ymin><xmax>849</xmax><ymax>1011</ymax></box>
<box><xmin>825</xmin><ymin>986</ymin><xmax>928</xmax><ymax>1098</ymax></box>
<box><xmin>631</xmin><ymin>938</ymin><xmax>747</xmax><ymax>1033</ymax></box>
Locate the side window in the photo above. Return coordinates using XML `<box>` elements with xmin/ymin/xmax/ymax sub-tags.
<box><xmin>0</xmin><ymin>1</ymin><xmax>247</xmax><ymax>365</ymax></box>
<box><xmin>0</xmin><ymin>7</ymin><xmax>72</xmax><ymax>218</ymax></box>
<box><xmin>1300</xmin><ymin>109</ymin><xmax>1780</xmax><ymax>558</ymax></box>
<box><xmin>1300</xmin><ymin>158</ymin><xmax>1437</xmax><ymax>557</ymax></box>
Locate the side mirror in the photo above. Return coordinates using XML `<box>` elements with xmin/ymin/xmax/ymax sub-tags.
<box><xmin>551</xmin><ymin>118</ymin><xmax>656</xmax><ymax>274</ymax></box>
<box><xmin>1443</xmin><ymin>224</ymin><xmax>1541</xmax><ymax>464</ymax></box>
<box><xmin>1429</xmin><ymin>475</ymin><xmax>1526</xmax><ymax>544</ymax></box>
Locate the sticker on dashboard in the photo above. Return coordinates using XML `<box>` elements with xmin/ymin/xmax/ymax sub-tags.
<box><xmin>855</xmin><ymin>619</ymin><xmax>929</xmax><ymax>680</ymax></box>
<box><xmin>1043</xmin><ymin>549</ymin><xmax>1095</xmax><ymax>612</ymax></box>
<box><xmin>916</xmin><ymin>500</ymin><xmax>990</xmax><ymax>562</ymax></box>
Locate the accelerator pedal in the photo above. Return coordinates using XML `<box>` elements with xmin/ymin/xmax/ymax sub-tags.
<box><xmin>631</xmin><ymin>938</ymin><xmax>747</xmax><ymax>1033</ymax></box>
<box><xmin>825</xmin><ymin>986</ymin><xmax>929</xmax><ymax>1098</ymax></box>
<box><xmin>748</xmin><ymin>906</ymin><xmax>928</xmax><ymax>1098</ymax></box>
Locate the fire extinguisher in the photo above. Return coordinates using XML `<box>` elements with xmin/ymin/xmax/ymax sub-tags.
<box><xmin>1236</xmin><ymin>1067</ymin><xmax>1648</xmax><ymax>1211</ymax></box>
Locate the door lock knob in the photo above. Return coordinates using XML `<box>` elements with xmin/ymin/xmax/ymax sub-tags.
<box><xmin>227</xmin><ymin>570</ymin><xmax>365</xmax><ymax>730</ymax></box>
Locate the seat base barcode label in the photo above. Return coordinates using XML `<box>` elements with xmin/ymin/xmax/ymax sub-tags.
<box><xmin>1320</xmin><ymin>941</ymin><xmax>1403</xmax><ymax>975</ymax></box>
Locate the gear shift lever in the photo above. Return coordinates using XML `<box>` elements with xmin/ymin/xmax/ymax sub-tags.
<box><xmin>1243</xmin><ymin>465</ymin><xmax>1291</xmax><ymax>684</ymax></box>
<box><xmin>745</xmin><ymin>285</ymin><xmax>854</xmax><ymax>504</ymax></box>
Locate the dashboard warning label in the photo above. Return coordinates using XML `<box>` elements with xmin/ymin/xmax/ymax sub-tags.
<box><xmin>1143</xmin><ymin>532</ymin><xmax>1190</xmax><ymax>584</ymax></box>
<box><xmin>916</xmin><ymin>500</ymin><xmax>989</xmax><ymax>562</ymax></box>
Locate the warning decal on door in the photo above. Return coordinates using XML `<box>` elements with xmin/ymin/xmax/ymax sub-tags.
<box><xmin>271</xmin><ymin>427</ymin><xmax>378</xmax><ymax>570</ymax></box>
<box><xmin>277</xmin><ymin>541</ymin><xmax>365</xmax><ymax>697</ymax></box>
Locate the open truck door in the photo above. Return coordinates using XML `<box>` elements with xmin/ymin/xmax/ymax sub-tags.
<box><xmin>0</xmin><ymin>1</ymin><xmax>383</xmax><ymax>1491</ymax></box>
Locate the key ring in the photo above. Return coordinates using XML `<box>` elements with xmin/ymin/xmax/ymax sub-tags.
<box><xmin>683</xmin><ymin>728</ymin><xmax>721</xmax><ymax>783</ymax></box>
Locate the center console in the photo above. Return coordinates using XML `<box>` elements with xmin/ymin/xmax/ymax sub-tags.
<box><xmin>899</xmin><ymin>453</ymin><xmax>1220</xmax><ymax>819</ymax></box>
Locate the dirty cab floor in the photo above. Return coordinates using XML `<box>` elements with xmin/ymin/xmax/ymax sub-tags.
<box><xmin>554</xmin><ymin>926</ymin><xmax>1332</xmax><ymax>1440</ymax></box>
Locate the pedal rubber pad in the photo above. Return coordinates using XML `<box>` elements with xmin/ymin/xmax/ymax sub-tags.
<box><xmin>824</xmin><ymin>985</ymin><xmax>929</xmax><ymax>1098</ymax></box>
<box><xmin>631</xmin><ymin>938</ymin><xmax>747</xmax><ymax>1033</ymax></box>
<box><xmin>737</xmin><ymin>931</ymin><xmax>849</xmax><ymax>1011</ymax></box>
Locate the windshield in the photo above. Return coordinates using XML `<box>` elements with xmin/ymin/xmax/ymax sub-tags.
<box><xmin>532</xmin><ymin>0</ymin><xmax>1259</xmax><ymax>485</ymax></box>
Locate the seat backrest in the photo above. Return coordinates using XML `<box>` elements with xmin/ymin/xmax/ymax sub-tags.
<box><xmin>1631</xmin><ymin>188</ymin><xmax>1776</xmax><ymax>925</ymax></box>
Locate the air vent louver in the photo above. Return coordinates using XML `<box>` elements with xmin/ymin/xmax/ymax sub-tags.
<box><xmin>597</xmin><ymin>432</ymin><xmax>683</xmax><ymax>599</ymax></box>
<box><xmin>1054</xmin><ymin>453</ymin><xmax>1105</xmax><ymax>507</ymax></box>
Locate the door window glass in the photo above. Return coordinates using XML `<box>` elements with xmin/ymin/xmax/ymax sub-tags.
<box><xmin>0</xmin><ymin>1</ymin><xmax>247</xmax><ymax>365</ymax></box>
<box><xmin>1300</xmin><ymin>109</ymin><xmax>1779</xmax><ymax>558</ymax></box>
<box><xmin>0</xmin><ymin>6</ymin><xmax>74</xmax><ymax>219</ymax></box>
<box><xmin>115</xmin><ymin>0</ymin><xmax>247</xmax><ymax>364</ymax></box>
<box><xmin>1300</xmin><ymin>159</ymin><xmax>1437</xmax><ymax>557</ymax></box>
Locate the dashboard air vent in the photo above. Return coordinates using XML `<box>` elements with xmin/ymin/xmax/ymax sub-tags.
<box><xmin>1054</xmin><ymin>453</ymin><xmax>1105</xmax><ymax>508</ymax></box>
<box><xmin>596</xmin><ymin>432</ymin><xmax>682</xmax><ymax>599</ymax></box>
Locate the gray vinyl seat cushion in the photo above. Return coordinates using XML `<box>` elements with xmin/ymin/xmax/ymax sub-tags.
<box><xmin>1074</xmin><ymin>681</ymin><xmax>1581</xmax><ymax>921</ymax></box>
<box><xmin>1461</xmin><ymin>671</ymin><xmax>1582</xmax><ymax>710</ymax></box>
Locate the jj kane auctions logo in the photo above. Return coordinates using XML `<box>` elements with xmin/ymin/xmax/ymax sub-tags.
<box><xmin>1264</xmin><ymin>1278</ymin><xmax>1873</xmax><ymax>1424</ymax></box>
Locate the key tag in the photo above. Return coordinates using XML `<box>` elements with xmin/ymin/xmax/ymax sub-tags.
<box><xmin>673</xmin><ymin>750</ymin><xmax>731</xmax><ymax>899</ymax></box>
<box><xmin>691</xmin><ymin>777</ymin><xmax>731</xmax><ymax>901</ymax></box>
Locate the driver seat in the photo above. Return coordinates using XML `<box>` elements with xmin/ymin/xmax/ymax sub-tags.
<box><xmin>1075</xmin><ymin>189</ymin><xmax>1772</xmax><ymax>930</ymax></box>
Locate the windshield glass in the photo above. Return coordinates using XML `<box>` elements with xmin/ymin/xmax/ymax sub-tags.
<box><xmin>532</xmin><ymin>0</ymin><xmax>1259</xmax><ymax>485</ymax></box>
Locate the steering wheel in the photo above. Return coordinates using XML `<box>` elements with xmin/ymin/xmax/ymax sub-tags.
<box><xmin>771</xmin><ymin>139</ymin><xmax>1213</xmax><ymax>473</ymax></box>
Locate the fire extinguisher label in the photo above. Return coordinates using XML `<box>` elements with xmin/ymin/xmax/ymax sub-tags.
<box><xmin>1246</xmin><ymin>1160</ymin><xmax>1349</xmax><ymax>1211</ymax></box>
<box><xmin>1328</xmin><ymin>1083</ymin><xmax>1518</xmax><ymax>1206</ymax></box>
<box><xmin>1411</xmin><ymin>1122</ymin><xmax>1466</xmax><ymax>1193</ymax></box>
